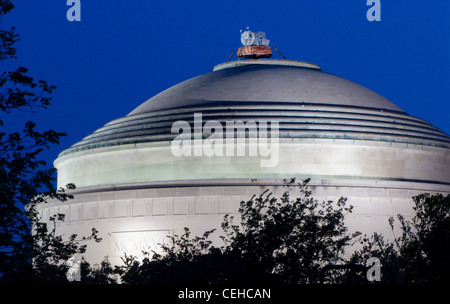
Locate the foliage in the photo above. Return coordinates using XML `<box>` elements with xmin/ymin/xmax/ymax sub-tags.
<box><xmin>119</xmin><ymin>178</ymin><xmax>361</xmax><ymax>284</ymax></box>
<box><xmin>119</xmin><ymin>228</ymin><xmax>225</xmax><ymax>284</ymax></box>
<box><xmin>0</xmin><ymin>0</ymin><xmax>108</xmax><ymax>283</ymax></box>
<box><xmin>119</xmin><ymin>184</ymin><xmax>450</xmax><ymax>285</ymax></box>
<box><xmin>26</xmin><ymin>192</ymin><xmax>103</xmax><ymax>283</ymax></box>
<box><xmin>0</xmin><ymin>0</ymin><xmax>18</xmax><ymax>61</ymax></box>
<box><xmin>351</xmin><ymin>193</ymin><xmax>450</xmax><ymax>284</ymax></box>
<box><xmin>80</xmin><ymin>258</ymin><xmax>118</xmax><ymax>284</ymax></box>
<box><xmin>220</xmin><ymin>178</ymin><xmax>360</xmax><ymax>283</ymax></box>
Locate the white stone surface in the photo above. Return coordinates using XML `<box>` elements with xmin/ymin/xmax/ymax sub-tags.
<box><xmin>39</xmin><ymin>178</ymin><xmax>449</xmax><ymax>266</ymax></box>
<box><xmin>55</xmin><ymin>139</ymin><xmax>450</xmax><ymax>189</ymax></box>
<box><xmin>43</xmin><ymin>60</ymin><xmax>450</xmax><ymax>267</ymax></box>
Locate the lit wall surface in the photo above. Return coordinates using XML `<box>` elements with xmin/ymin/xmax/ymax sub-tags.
<box><xmin>38</xmin><ymin>61</ymin><xmax>450</xmax><ymax>265</ymax></box>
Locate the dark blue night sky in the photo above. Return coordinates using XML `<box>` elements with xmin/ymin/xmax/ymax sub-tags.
<box><xmin>2</xmin><ymin>0</ymin><xmax>449</xmax><ymax>167</ymax></box>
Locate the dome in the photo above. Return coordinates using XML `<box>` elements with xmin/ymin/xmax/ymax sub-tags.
<box><xmin>46</xmin><ymin>59</ymin><xmax>450</xmax><ymax>266</ymax></box>
<box><xmin>130</xmin><ymin>60</ymin><xmax>401</xmax><ymax>114</ymax></box>
<box><xmin>61</xmin><ymin>60</ymin><xmax>449</xmax><ymax>157</ymax></box>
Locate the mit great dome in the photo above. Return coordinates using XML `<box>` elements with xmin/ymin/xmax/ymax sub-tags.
<box><xmin>38</xmin><ymin>44</ymin><xmax>450</xmax><ymax>265</ymax></box>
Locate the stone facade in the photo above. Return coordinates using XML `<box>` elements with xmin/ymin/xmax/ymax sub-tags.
<box><xmin>38</xmin><ymin>60</ymin><xmax>450</xmax><ymax>266</ymax></box>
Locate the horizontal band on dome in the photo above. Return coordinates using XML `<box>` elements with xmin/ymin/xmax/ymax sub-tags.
<box><xmin>62</xmin><ymin>103</ymin><xmax>449</xmax><ymax>156</ymax></box>
<box><xmin>47</xmin><ymin>177</ymin><xmax>450</xmax><ymax>198</ymax></box>
<box><xmin>60</xmin><ymin>130</ymin><xmax>449</xmax><ymax>159</ymax></box>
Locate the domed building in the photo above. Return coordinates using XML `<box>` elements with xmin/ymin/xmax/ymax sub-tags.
<box><xmin>38</xmin><ymin>38</ymin><xmax>450</xmax><ymax>265</ymax></box>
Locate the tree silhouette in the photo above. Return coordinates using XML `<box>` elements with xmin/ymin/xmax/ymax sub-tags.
<box><xmin>119</xmin><ymin>179</ymin><xmax>361</xmax><ymax>284</ymax></box>
<box><xmin>0</xmin><ymin>0</ymin><xmax>104</xmax><ymax>283</ymax></box>
<box><xmin>351</xmin><ymin>193</ymin><xmax>450</xmax><ymax>284</ymax></box>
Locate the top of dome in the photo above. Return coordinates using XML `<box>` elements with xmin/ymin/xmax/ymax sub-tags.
<box><xmin>128</xmin><ymin>60</ymin><xmax>403</xmax><ymax>116</ymax></box>
<box><xmin>59</xmin><ymin>60</ymin><xmax>450</xmax><ymax>156</ymax></box>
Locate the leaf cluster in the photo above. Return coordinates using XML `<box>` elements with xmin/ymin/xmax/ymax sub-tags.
<box><xmin>351</xmin><ymin>193</ymin><xmax>450</xmax><ymax>284</ymax></box>
<box><xmin>118</xmin><ymin>179</ymin><xmax>360</xmax><ymax>284</ymax></box>
<box><xmin>0</xmin><ymin>1</ymin><xmax>92</xmax><ymax>283</ymax></box>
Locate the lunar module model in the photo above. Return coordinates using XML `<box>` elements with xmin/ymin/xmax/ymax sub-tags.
<box><xmin>237</xmin><ymin>27</ymin><xmax>272</xmax><ymax>59</ymax></box>
<box><xmin>227</xmin><ymin>27</ymin><xmax>286</xmax><ymax>61</ymax></box>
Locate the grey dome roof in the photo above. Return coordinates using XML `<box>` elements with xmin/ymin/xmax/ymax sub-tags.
<box><xmin>61</xmin><ymin>60</ymin><xmax>450</xmax><ymax>156</ymax></box>
<box><xmin>129</xmin><ymin>60</ymin><xmax>402</xmax><ymax>115</ymax></box>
